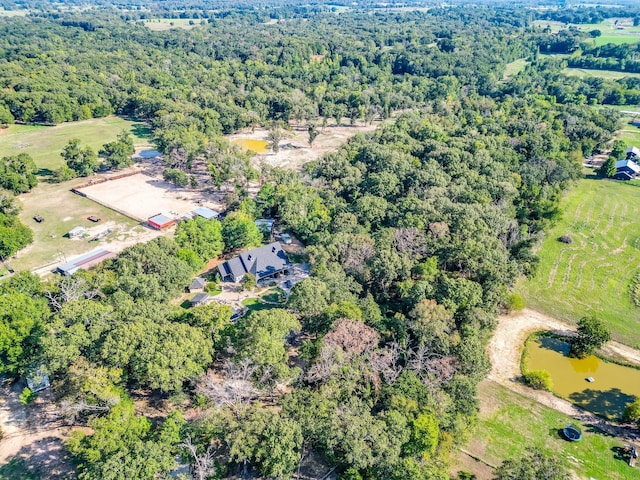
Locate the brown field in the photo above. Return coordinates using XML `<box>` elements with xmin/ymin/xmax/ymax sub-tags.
<box><xmin>76</xmin><ymin>172</ymin><xmax>224</xmax><ymax>222</ymax></box>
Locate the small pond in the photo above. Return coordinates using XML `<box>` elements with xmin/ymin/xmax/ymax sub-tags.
<box><xmin>232</xmin><ymin>138</ymin><xmax>269</xmax><ymax>154</ymax></box>
<box><xmin>525</xmin><ymin>335</ymin><xmax>640</xmax><ymax>419</ymax></box>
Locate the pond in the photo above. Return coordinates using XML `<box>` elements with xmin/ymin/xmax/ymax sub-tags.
<box><xmin>525</xmin><ymin>335</ymin><xmax>640</xmax><ymax>419</ymax></box>
<box><xmin>232</xmin><ymin>138</ymin><xmax>269</xmax><ymax>154</ymax></box>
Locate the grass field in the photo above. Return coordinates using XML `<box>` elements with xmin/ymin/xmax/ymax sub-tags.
<box><xmin>458</xmin><ymin>381</ymin><xmax>638</xmax><ymax>480</ymax></box>
<box><xmin>562</xmin><ymin>68</ymin><xmax>640</xmax><ymax>80</ymax></box>
<box><xmin>516</xmin><ymin>178</ymin><xmax>640</xmax><ymax>348</ymax></box>
<box><xmin>143</xmin><ymin>18</ymin><xmax>202</xmax><ymax>31</ymax></box>
<box><xmin>0</xmin><ymin>117</ymin><xmax>151</xmax><ymax>171</ymax></box>
<box><xmin>618</xmin><ymin>128</ymin><xmax>640</xmax><ymax>148</ymax></box>
<box><xmin>12</xmin><ymin>179</ymin><xmax>141</xmax><ymax>272</ymax></box>
<box><xmin>534</xmin><ymin>18</ymin><xmax>640</xmax><ymax>45</ymax></box>
<box><xmin>502</xmin><ymin>59</ymin><xmax>529</xmax><ymax>80</ymax></box>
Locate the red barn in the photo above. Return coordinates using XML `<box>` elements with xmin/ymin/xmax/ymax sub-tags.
<box><xmin>148</xmin><ymin>213</ymin><xmax>175</xmax><ymax>230</ymax></box>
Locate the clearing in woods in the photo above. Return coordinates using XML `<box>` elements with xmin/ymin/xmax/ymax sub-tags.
<box><xmin>453</xmin><ymin>380</ymin><xmax>640</xmax><ymax>480</ymax></box>
<box><xmin>0</xmin><ymin>116</ymin><xmax>151</xmax><ymax>171</ymax></box>
<box><xmin>516</xmin><ymin>178</ymin><xmax>640</xmax><ymax>348</ymax></box>
<box><xmin>533</xmin><ymin>18</ymin><xmax>640</xmax><ymax>45</ymax></box>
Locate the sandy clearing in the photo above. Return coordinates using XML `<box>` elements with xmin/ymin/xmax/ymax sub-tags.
<box><xmin>488</xmin><ymin>308</ymin><xmax>640</xmax><ymax>439</ymax></box>
<box><xmin>228</xmin><ymin>121</ymin><xmax>379</xmax><ymax>171</ymax></box>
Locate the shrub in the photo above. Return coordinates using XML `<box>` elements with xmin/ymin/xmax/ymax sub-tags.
<box><xmin>523</xmin><ymin>370</ymin><xmax>553</xmax><ymax>391</ymax></box>
<box><xmin>19</xmin><ymin>387</ymin><xmax>38</xmax><ymax>405</ymax></box>
<box><xmin>558</xmin><ymin>235</ymin><xmax>573</xmax><ymax>244</ymax></box>
<box><xmin>506</xmin><ymin>293</ymin><xmax>526</xmax><ymax>312</ymax></box>
<box><xmin>624</xmin><ymin>397</ymin><xmax>640</xmax><ymax>427</ymax></box>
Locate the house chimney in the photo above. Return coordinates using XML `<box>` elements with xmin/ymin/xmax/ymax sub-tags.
<box><xmin>247</xmin><ymin>254</ymin><xmax>252</xmax><ymax>260</ymax></box>
<box><xmin>272</xmin><ymin>246</ymin><xmax>276</xmax><ymax>252</ymax></box>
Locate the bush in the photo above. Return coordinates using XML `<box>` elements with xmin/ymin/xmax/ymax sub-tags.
<box><xmin>558</xmin><ymin>235</ymin><xmax>573</xmax><ymax>244</ymax></box>
<box><xmin>506</xmin><ymin>293</ymin><xmax>526</xmax><ymax>312</ymax></box>
<box><xmin>523</xmin><ymin>370</ymin><xmax>553</xmax><ymax>391</ymax></box>
<box><xmin>624</xmin><ymin>397</ymin><xmax>640</xmax><ymax>427</ymax></box>
<box><xmin>19</xmin><ymin>387</ymin><xmax>38</xmax><ymax>405</ymax></box>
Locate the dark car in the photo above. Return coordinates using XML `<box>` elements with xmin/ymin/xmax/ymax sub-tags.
<box><xmin>87</xmin><ymin>216</ymin><xmax>101</xmax><ymax>223</ymax></box>
<box><xmin>33</xmin><ymin>216</ymin><xmax>44</xmax><ymax>223</ymax></box>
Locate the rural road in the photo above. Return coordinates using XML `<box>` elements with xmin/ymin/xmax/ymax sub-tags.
<box><xmin>488</xmin><ymin>308</ymin><xmax>640</xmax><ymax>439</ymax></box>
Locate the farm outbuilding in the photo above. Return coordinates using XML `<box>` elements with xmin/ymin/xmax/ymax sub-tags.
<box><xmin>190</xmin><ymin>292</ymin><xmax>212</xmax><ymax>306</ymax></box>
<box><xmin>193</xmin><ymin>207</ymin><xmax>219</xmax><ymax>220</ymax></box>
<box><xmin>188</xmin><ymin>277</ymin><xmax>206</xmax><ymax>293</ymax></box>
<box><xmin>67</xmin><ymin>226</ymin><xmax>87</xmax><ymax>239</ymax></box>
<box><xmin>148</xmin><ymin>213</ymin><xmax>175</xmax><ymax>230</ymax></box>
<box><xmin>57</xmin><ymin>248</ymin><xmax>116</xmax><ymax>276</ymax></box>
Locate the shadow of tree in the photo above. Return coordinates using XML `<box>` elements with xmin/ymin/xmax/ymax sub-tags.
<box><xmin>537</xmin><ymin>335</ymin><xmax>571</xmax><ymax>355</ymax></box>
<box><xmin>611</xmin><ymin>446</ymin><xmax>628</xmax><ymax>462</ymax></box>
<box><xmin>36</xmin><ymin>168</ymin><xmax>53</xmax><ymax>177</ymax></box>
<box><xmin>568</xmin><ymin>388</ymin><xmax>635</xmax><ymax>420</ymax></box>
<box><xmin>130</xmin><ymin>123</ymin><xmax>152</xmax><ymax>139</ymax></box>
<box><xmin>5</xmin><ymin>436</ymin><xmax>75</xmax><ymax>480</ymax></box>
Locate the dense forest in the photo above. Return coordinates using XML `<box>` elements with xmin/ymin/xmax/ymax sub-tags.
<box><xmin>0</xmin><ymin>2</ymin><xmax>628</xmax><ymax>479</ymax></box>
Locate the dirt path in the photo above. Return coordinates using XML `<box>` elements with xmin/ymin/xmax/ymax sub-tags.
<box><xmin>0</xmin><ymin>383</ymin><xmax>75</xmax><ymax>478</ymax></box>
<box><xmin>488</xmin><ymin>308</ymin><xmax>640</xmax><ymax>440</ymax></box>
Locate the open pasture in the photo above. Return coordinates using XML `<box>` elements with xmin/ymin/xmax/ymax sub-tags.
<box><xmin>517</xmin><ymin>178</ymin><xmax>640</xmax><ymax>348</ymax></box>
<box><xmin>455</xmin><ymin>380</ymin><xmax>639</xmax><ymax>480</ymax></box>
<box><xmin>534</xmin><ymin>18</ymin><xmax>640</xmax><ymax>45</ymax></box>
<box><xmin>143</xmin><ymin>18</ymin><xmax>202</xmax><ymax>31</ymax></box>
<box><xmin>0</xmin><ymin>117</ymin><xmax>151</xmax><ymax>171</ymax></box>
<box><xmin>562</xmin><ymin>68</ymin><xmax>640</xmax><ymax>80</ymax></box>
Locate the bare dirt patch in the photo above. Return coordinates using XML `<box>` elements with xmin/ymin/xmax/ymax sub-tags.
<box><xmin>0</xmin><ymin>383</ymin><xmax>75</xmax><ymax>479</ymax></box>
<box><xmin>228</xmin><ymin>121</ymin><xmax>379</xmax><ymax>171</ymax></box>
<box><xmin>76</xmin><ymin>173</ymin><xmax>223</xmax><ymax>222</ymax></box>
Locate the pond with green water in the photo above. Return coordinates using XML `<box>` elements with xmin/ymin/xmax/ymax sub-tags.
<box><xmin>525</xmin><ymin>335</ymin><xmax>640</xmax><ymax>419</ymax></box>
<box><xmin>232</xmin><ymin>138</ymin><xmax>269</xmax><ymax>154</ymax></box>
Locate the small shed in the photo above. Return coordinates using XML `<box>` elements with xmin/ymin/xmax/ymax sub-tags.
<box><xmin>193</xmin><ymin>207</ymin><xmax>219</xmax><ymax>220</ymax></box>
<box><xmin>255</xmin><ymin>218</ymin><xmax>275</xmax><ymax>234</ymax></box>
<box><xmin>190</xmin><ymin>292</ymin><xmax>212</xmax><ymax>307</ymax></box>
<box><xmin>148</xmin><ymin>214</ymin><xmax>175</xmax><ymax>230</ymax></box>
<box><xmin>188</xmin><ymin>276</ymin><xmax>206</xmax><ymax>293</ymax></box>
<box><xmin>26</xmin><ymin>366</ymin><xmax>50</xmax><ymax>393</ymax></box>
<box><xmin>68</xmin><ymin>226</ymin><xmax>87</xmax><ymax>239</ymax></box>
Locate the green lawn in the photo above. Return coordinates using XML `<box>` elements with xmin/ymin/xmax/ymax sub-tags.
<box><xmin>562</xmin><ymin>68</ymin><xmax>640</xmax><ymax>80</ymax></box>
<box><xmin>242</xmin><ymin>297</ymin><xmax>276</xmax><ymax>315</ymax></box>
<box><xmin>0</xmin><ymin>116</ymin><xmax>151</xmax><ymax>171</ymax></box>
<box><xmin>516</xmin><ymin>178</ymin><xmax>640</xmax><ymax>348</ymax></box>
<box><xmin>618</xmin><ymin>128</ymin><xmax>640</xmax><ymax>148</ymax></box>
<box><xmin>502</xmin><ymin>59</ymin><xmax>529</xmax><ymax>80</ymax></box>
<box><xmin>461</xmin><ymin>381</ymin><xmax>638</xmax><ymax>480</ymax></box>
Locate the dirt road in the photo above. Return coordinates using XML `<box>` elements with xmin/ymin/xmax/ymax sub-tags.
<box><xmin>488</xmin><ymin>308</ymin><xmax>640</xmax><ymax>439</ymax></box>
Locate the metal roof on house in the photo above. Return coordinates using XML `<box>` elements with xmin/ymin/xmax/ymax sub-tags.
<box><xmin>626</xmin><ymin>146</ymin><xmax>640</xmax><ymax>157</ymax></box>
<box><xmin>68</xmin><ymin>226</ymin><xmax>86</xmax><ymax>236</ymax></box>
<box><xmin>255</xmin><ymin>218</ymin><xmax>275</xmax><ymax>231</ymax></box>
<box><xmin>218</xmin><ymin>242</ymin><xmax>290</xmax><ymax>281</ymax></box>
<box><xmin>616</xmin><ymin>159</ymin><xmax>640</xmax><ymax>174</ymax></box>
<box><xmin>190</xmin><ymin>277</ymin><xmax>206</xmax><ymax>290</ymax></box>
<box><xmin>193</xmin><ymin>207</ymin><xmax>219</xmax><ymax>220</ymax></box>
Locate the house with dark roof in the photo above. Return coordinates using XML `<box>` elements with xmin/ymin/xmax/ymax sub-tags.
<box><xmin>615</xmin><ymin>159</ymin><xmax>640</xmax><ymax>180</ymax></box>
<box><xmin>218</xmin><ymin>242</ymin><xmax>290</xmax><ymax>282</ymax></box>
<box><xmin>626</xmin><ymin>146</ymin><xmax>640</xmax><ymax>160</ymax></box>
<box><xmin>188</xmin><ymin>277</ymin><xmax>206</xmax><ymax>293</ymax></box>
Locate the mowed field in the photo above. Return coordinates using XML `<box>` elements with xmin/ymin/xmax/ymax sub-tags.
<box><xmin>455</xmin><ymin>381</ymin><xmax>638</xmax><ymax>480</ymax></box>
<box><xmin>143</xmin><ymin>18</ymin><xmax>202</xmax><ymax>31</ymax></box>
<box><xmin>562</xmin><ymin>68</ymin><xmax>640</xmax><ymax>80</ymax></box>
<box><xmin>533</xmin><ymin>18</ymin><xmax>640</xmax><ymax>45</ymax></box>
<box><xmin>0</xmin><ymin>117</ymin><xmax>151</xmax><ymax>171</ymax></box>
<box><xmin>516</xmin><ymin>178</ymin><xmax>640</xmax><ymax>348</ymax></box>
